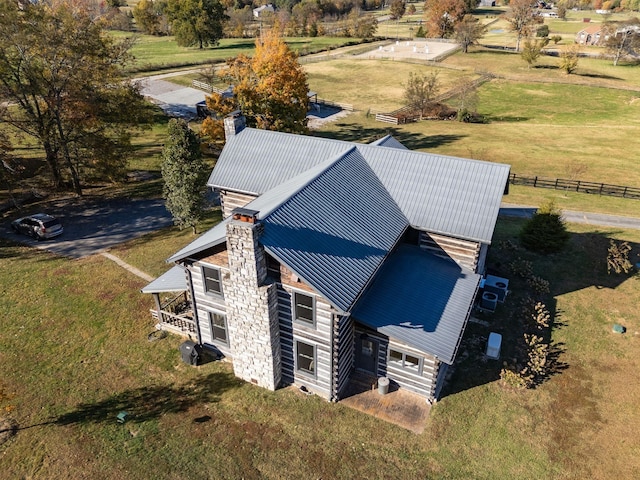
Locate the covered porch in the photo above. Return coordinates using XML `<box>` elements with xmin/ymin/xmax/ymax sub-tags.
<box><xmin>141</xmin><ymin>265</ymin><xmax>196</xmax><ymax>336</ymax></box>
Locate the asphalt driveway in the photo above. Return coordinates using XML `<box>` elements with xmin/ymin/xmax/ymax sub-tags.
<box><xmin>1</xmin><ymin>197</ymin><xmax>173</xmax><ymax>258</ymax></box>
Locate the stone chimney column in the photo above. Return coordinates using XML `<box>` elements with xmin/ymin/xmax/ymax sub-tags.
<box><xmin>223</xmin><ymin>210</ymin><xmax>281</xmax><ymax>390</ymax></box>
<box><xmin>223</xmin><ymin>112</ymin><xmax>246</xmax><ymax>139</ymax></box>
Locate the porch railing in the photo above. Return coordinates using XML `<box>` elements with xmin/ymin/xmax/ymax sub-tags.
<box><xmin>152</xmin><ymin>292</ymin><xmax>196</xmax><ymax>335</ymax></box>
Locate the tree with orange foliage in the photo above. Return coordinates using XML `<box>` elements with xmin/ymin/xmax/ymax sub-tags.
<box><xmin>423</xmin><ymin>0</ymin><xmax>466</xmax><ymax>38</ymax></box>
<box><xmin>200</xmin><ymin>27</ymin><xmax>309</xmax><ymax>144</ymax></box>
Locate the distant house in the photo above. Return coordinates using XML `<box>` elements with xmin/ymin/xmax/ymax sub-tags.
<box><xmin>576</xmin><ymin>24</ymin><xmax>604</xmax><ymax>45</ymax></box>
<box><xmin>253</xmin><ymin>4</ymin><xmax>274</xmax><ymax>18</ymax></box>
<box><xmin>143</xmin><ymin>115</ymin><xmax>511</xmax><ymax>403</ymax></box>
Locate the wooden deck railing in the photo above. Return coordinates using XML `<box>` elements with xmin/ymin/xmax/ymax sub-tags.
<box><xmin>151</xmin><ymin>292</ymin><xmax>196</xmax><ymax>335</ymax></box>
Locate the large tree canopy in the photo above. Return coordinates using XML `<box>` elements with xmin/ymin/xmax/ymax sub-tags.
<box><xmin>503</xmin><ymin>0</ymin><xmax>542</xmax><ymax>52</ymax></box>
<box><xmin>166</xmin><ymin>0</ymin><xmax>228</xmax><ymax>49</ymax></box>
<box><xmin>454</xmin><ymin>14</ymin><xmax>487</xmax><ymax>53</ymax></box>
<box><xmin>423</xmin><ymin>0</ymin><xmax>467</xmax><ymax>38</ymax></box>
<box><xmin>201</xmin><ymin>27</ymin><xmax>309</xmax><ymax>142</ymax></box>
<box><xmin>0</xmin><ymin>0</ymin><xmax>149</xmax><ymax>195</ymax></box>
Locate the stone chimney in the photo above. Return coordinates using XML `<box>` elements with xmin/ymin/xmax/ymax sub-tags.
<box><xmin>222</xmin><ymin>208</ymin><xmax>282</xmax><ymax>390</ymax></box>
<box><xmin>224</xmin><ymin>111</ymin><xmax>246</xmax><ymax>139</ymax></box>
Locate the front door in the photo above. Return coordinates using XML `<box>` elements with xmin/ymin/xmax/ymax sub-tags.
<box><xmin>355</xmin><ymin>336</ymin><xmax>379</xmax><ymax>374</ymax></box>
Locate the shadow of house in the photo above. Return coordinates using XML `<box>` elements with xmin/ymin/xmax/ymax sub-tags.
<box><xmin>442</xmin><ymin>217</ymin><xmax>638</xmax><ymax>397</ymax></box>
<box><xmin>55</xmin><ymin>372</ymin><xmax>241</xmax><ymax>426</ymax></box>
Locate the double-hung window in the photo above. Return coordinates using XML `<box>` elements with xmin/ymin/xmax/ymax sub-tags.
<box><xmin>208</xmin><ymin>311</ymin><xmax>228</xmax><ymax>345</ymax></box>
<box><xmin>295</xmin><ymin>340</ymin><xmax>316</xmax><ymax>377</ymax></box>
<box><xmin>294</xmin><ymin>291</ymin><xmax>315</xmax><ymax>327</ymax></box>
<box><xmin>202</xmin><ymin>266</ymin><xmax>223</xmax><ymax>297</ymax></box>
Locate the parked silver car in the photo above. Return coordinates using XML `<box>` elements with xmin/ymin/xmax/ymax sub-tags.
<box><xmin>11</xmin><ymin>213</ymin><xmax>63</xmax><ymax>240</ymax></box>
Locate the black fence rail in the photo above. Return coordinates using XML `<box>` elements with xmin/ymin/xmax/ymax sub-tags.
<box><xmin>509</xmin><ymin>173</ymin><xmax>640</xmax><ymax>200</ymax></box>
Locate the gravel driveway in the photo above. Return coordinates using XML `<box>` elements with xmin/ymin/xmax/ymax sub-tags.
<box><xmin>1</xmin><ymin>197</ymin><xmax>173</xmax><ymax>258</ymax></box>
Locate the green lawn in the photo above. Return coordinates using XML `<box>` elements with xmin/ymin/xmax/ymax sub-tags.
<box><xmin>1</xmin><ymin>212</ymin><xmax>639</xmax><ymax>478</ymax></box>
<box><xmin>120</xmin><ymin>33</ymin><xmax>361</xmax><ymax>73</ymax></box>
<box><xmin>307</xmin><ymin>48</ymin><xmax>640</xmax><ymax>210</ymax></box>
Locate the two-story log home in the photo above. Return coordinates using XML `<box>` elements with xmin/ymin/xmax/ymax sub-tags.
<box><xmin>143</xmin><ymin>114</ymin><xmax>511</xmax><ymax>402</ymax></box>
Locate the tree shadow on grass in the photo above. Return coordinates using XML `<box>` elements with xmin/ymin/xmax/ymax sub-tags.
<box><xmin>54</xmin><ymin>372</ymin><xmax>242</xmax><ymax>427</ymax></box>
<box><xmin>314</xmin><ymin>123</ymin><xmax>466</xmax><ymax>151</ymax></box>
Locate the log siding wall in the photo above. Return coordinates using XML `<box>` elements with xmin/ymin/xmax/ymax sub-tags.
<box><xmin>279</xmin><ymin>284</ymin><xmax>334</xmax><ymax>400</ymax></box>
<box><xmin>384</xmin><ymin>339</ymin><xmax>441</xmax><ymax>399</ymax></box>
<box><xmin>419</xmin><ymin>231</ymin><xmax>482</xmax><ymax>272</ymax></box>
<box><xmin>187</xmin><ymin>261</ymin><xmax>233</xmax><ymax>358</ymax></box>
<box><xmin>219</xmin><ymin>190</ymin><xmax>258</xmax><ymax>219</ymax></box>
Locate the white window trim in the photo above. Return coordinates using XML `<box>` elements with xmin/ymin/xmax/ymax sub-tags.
<box><xmin>388</xmin><ymin>348</ymin><xmax>423</xmax><ymax>375</ymax></box>
<box><xmin>208</xmin><ymin>310</ymin><xmax>229</xmax><ymax>346</ymax></box>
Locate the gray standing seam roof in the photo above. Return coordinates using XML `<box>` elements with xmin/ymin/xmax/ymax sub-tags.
<box><xmin>359</xmin><ymin>145</ymin><xmax>511</xmax><ymax>243</ymax></box>
<box><xmin>351</xmin><ymin>244</ymin><xmax>480</xmax><ymax>364</ymax></box>
<box><xmin>208</xmin><ymin>128</ymin><xmax>353</xmax><ymax>195</ymax></box>
<box><xmin>207</xmin><ymin>128</ymin><xmax>510</xmax><ymax>243</ymax></box>
<box><xmin>141</xmin><ymin>265</ymin><xmax>187</xmax><ymax>293</ymax></box>
<box><xmin>167</xmin><ymin>218</ymin><xmax>230</xmax><ymax>263</ymax></box>
<box><xmin>368</xmin><ymin>135</ymin><xmax>409</xmax><ymax>150</ymax></box>
<box><xmin>259</xmin><ymin>148</ymin><xmax>408</xmax><ymax>312</ymax></box>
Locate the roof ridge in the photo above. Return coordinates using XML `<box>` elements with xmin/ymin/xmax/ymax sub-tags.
<box><xmin>260</xmin><ymin>145</ymin><xmax>358</xmax><ymax>221</ymax></box>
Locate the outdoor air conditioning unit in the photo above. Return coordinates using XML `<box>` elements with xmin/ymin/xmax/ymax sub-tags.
<box><xmin>483</xmin><ymin>275</ymin><xmax>509</xmax><ymax>303</ymax></box>
<box><xmin>480</xmin><ymin>291</ymin><xmax>498</xmax><ymax>312</ymax></box>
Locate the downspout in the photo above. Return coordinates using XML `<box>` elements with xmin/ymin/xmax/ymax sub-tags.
<box><xmin>185</xmin><ymin>264</ymin><xmax>203</xmax><ymax>345</ymax></box>
<box><xmin>329</xmin><ymin>311</ymin><xmax>336</xmax><ymax>402</ymax></box>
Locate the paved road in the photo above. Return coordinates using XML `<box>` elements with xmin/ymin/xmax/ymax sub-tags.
<box><xmin>500</xmin><ymin>203</ymin><xmax>640</xmax><ymax>230</ymax></box>
<box><xmin>1</xmin><ymin>197</ymin><xmax>173</xmax><ymax>258</ymax></box>
<box><xmin>137</xmin><ymin>73</ymin><xmax>207</xmax><ymax>118</ymax></box>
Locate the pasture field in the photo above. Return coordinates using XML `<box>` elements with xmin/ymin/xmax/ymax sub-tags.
<box><xmin>307</xmin><ymin>49</ymin><xmax>640</xmax><ymax>208</ymax></box>
<box><xmin>116</xmin><ymin>33</ymin><xmax>360</xmax><ymax>73</ymax></box>
<box><xmin>1</xmin><ymin>212</ymin><xmax>639</xmax><ymax>479</ymax></box>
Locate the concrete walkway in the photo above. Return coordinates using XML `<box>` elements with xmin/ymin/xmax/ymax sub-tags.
<box><xmin>101</xmin><ymin>252</ymin><xmax>154</xmax><ymax>282</ymax></box>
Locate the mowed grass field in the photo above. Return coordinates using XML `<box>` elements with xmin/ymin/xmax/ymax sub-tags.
<box><xmin>3</xmin><ymin>17</ymin><xmax>640</xmax><ymax>479</ymax></box>
<box><xmin>120</xmin><ymin>33</ymin><xmax>359</xmax><ymax>72</ymax></box>
<box><xmin>1</xmin><ymin>214</ymin><xmax>639</xmax><ymax>479</ymax></box>
<box><xmin>306</xmin><ymin>50</ymin><xmax>640</xmax><ymax>199</ymax></box>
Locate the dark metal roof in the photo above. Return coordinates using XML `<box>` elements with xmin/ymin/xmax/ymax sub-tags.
<box><xmin>207</xmin><ymin>128</ymin><xmax>510</xmax><ymax>243</ymax></box>
<box><xmin>351</xmin><ymin>244</ymin><xmax>480</xmax><ymax>364</ymax></box>
<box><xmin>141</xmin><ymin>265</ymin><xmax>187</xmax><ymax>293</ymax></box>
<box><xmin>260</xmin><ymin>148</ymin><xmax>408</xmax><ymax>312</ymax></box>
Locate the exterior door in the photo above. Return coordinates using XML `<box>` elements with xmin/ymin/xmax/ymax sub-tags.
<box><xmin>355</xmin><ymin>336</ymin><xmax>379</xmax><ymax>374</ymax></box>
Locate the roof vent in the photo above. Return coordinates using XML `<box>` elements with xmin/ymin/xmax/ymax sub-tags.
<box><xmin>232</xmin><ymin>207</ymin><xmax>259</xmax><ymax>224</ymax></box>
